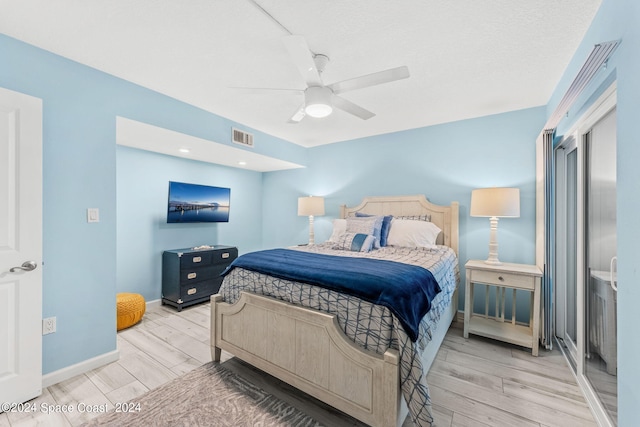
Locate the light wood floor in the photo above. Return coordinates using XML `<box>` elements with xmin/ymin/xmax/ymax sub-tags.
<box><xmin>0</xmin><ymin>302</ymin><xmax>597</xmax><ymax>427</ymax></box>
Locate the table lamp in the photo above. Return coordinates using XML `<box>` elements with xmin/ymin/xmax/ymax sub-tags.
<box><xmin>298</xmin><ymin>196</ymin><xmax>325</xmax><ymax>245</ymax></box>
<box><xmin>470</xmin><ymin>187</ymin><xmax>520</xmax><ymax>265</ymax></box>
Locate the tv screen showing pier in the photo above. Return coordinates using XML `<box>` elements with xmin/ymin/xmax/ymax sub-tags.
<box><xmin>167</xmin><ymin>181</ymin><xmax>230</xmax><ymax>223</ymax></box>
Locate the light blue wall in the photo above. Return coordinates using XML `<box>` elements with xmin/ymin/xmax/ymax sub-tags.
<box><xmin>262</xmin><ymin>107</ymin><xmax>546</xmax><ymax>317</ymax></box>
<box><xmin>3</xmin><ymin>3</ymin><xmax>637</xmax><ymax>419</ymax></box>
<box><xmin>0</xmin><ymin>34</ymin><xmax>301</xmax><ymax>374</ymax></box>
<box><xmin>546</xmin><ymin>0</ymin><xmax>640</xmax><ymax>423</ymax></box>
<box><xmin>116</xmin><ymin>146</ymin><xmax>264</xmax><ymax>301</ymax></box>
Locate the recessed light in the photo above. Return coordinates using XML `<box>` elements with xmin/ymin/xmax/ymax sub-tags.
<box><xmin>179</xmin><ymin>148</ymin><xmax>190</xmax><ymax>153</ymax></box>
<box><xmin>238</xmin><ymin>161</ymin><xmax>247</xmax><ymax>166</ymax></box>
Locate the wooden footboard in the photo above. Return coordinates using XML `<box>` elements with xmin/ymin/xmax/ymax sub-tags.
<box><xmin>210</xmin><ymin>292</ymin><xmax>401</xmax><ymax>427</ymax></box>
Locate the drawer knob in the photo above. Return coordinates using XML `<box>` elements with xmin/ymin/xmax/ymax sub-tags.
<box><xmin>498</xmin><ymin>276</ymin><xmax>505</xmax><ymax>281</ymax></box>
<box><xmin>187</xmin><ymin>272</ymin><xmax>197</xmax><ymax>279</ymax></box>
<box><xmin>193</xmin><ymin>256</ymin><xmax>202</xmax><ymax>263</ymax></box>
<box><xmin>222</xmin><ymin>253</ymin><xmax>230</xmax><ymax>259</ymax></box>
<box><xmin>187</xmin><ymin>288</ymin><xmax>197</xmax><ymax>295</ymax></box>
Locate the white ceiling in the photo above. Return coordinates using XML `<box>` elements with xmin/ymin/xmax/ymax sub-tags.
<box><xmin>1</xmin><ymin>0</ymin><xmax>601</xmax><ymax>148</ymax></box>
<box><xmin>116</xmin><ymin>116</ymin><xmax>304</xmax><ymax>172</ymax></box>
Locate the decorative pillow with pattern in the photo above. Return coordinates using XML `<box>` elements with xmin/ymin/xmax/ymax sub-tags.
<box><xmin>331</xmin><ymin>233</ymin><xmax>376</xmax><ymax>252</ymax></box>
<box><xmin>346</xmin><ymin>216</ymin><xmax>384</xmax><ymax>248</ymax></box>
<box><xmin>355</xmin><ymin>213</ymin><xmax>393</xmax><ymax>247</ymax></box>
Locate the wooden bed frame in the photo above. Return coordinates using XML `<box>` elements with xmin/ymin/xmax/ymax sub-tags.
<box><xmin>210</xmin><ymin>195</ymin><xmax>459</xmax><ymax>427</ymax></box>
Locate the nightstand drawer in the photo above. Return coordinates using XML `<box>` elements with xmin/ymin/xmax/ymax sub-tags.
<box><xmin>470</xmin><ymin>269</ymin><xmax>534</xmax><ymax>290</ymax></box>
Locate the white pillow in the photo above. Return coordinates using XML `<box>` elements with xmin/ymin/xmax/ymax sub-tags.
<box><xmin>328</xmin><ymin>219</ymin><xmax>347</xmax><ymax>242</ymax></box>
<box><xmin>386</xmin><ymin>219</ymin><xmax>442</xmax><ymax>248</ymax></box>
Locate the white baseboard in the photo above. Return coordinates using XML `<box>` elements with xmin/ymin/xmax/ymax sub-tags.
<box><xmin>146</xmin><ymin>298</ymin><xmax>162</xmax><ymax>310</ymax></box>
<box><xmin>42</xmin><ymin>298</ymin><xmax>167</xmax><ymax>389</ymax></box>
<box><xmin>42</xmin><ymin>349</ymin><xmax>120</xmax><ymax>388</ymax></box>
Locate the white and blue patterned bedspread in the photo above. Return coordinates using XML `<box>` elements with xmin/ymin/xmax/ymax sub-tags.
<box><xmin>219</xmin><ymin>243</ymin><xmax>459</xmax><ymax>427</ymax></box>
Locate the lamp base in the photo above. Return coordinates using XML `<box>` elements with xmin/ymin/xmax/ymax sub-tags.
<box><xmin>308</xmin><ymin>215</ymin><xmax>315</xmax><ymax>245</ymax></box>
<box><xmin>485</xmin><ymin>216</ymin><xmax>502</xmax><ymax>265</ymax></box>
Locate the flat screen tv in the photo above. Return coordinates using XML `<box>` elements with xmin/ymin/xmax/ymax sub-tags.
<box><xmin>167</xmin><ymin>181</ymin><xmax>230</xmax><ymax>223</ymax></box>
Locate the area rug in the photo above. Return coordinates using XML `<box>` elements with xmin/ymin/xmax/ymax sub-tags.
<box><xmin>81</xmin><ymin>361</ymin><xmax>322</xmax><ymax>427</ymax></box>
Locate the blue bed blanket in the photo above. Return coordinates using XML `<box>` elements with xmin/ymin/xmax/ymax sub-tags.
<box><xmin>221</xmin><ymin>248</ymin><xmax>441</xmax><ymax>341</ymax></box>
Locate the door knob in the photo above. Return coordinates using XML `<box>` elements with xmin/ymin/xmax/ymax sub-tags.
<box><xmin>9</xmin><ymin>261</ymin><xmax>38</xmax><ymax>272</ymax></box>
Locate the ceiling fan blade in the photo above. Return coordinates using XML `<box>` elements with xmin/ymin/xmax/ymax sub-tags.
<box><xmin>282</xmin><ymin>35</ymin><xmax>323</xmax><ymax>87</ymax></box>
<box><xmin>328</xmin><ymin>65</ymin><xmax>410</xmax><ymax>95</ymax></box>
<box><xmin>287</xmin><ymin>104</ymin><xmax>306</xmax><ymax>124</ymax></box>
<box><xmin>230</xmin><ymin>87</ymin><xmax>303</xmax><ymax>96</ymax></box>
<box><xmin>331</xmin><ymin>95</ymin><xmax>375</xmax><ymax>120</ymax></box>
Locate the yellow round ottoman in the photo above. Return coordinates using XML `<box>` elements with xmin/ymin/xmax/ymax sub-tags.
<box><xmin>116</xmin><ymin>293</ymin><xmax>146</xmax><ymax>331</ymax></box>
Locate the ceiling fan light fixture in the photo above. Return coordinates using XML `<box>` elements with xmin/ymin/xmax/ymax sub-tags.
<box><xmin>304</xmin><ymin>86</ymin><xmax>333</xmax><ymax>118</ymax></box>
<box><xmin>305</xmin><ymin>103</ymin><xmax>332</xmax><ymax>118</ymax></box>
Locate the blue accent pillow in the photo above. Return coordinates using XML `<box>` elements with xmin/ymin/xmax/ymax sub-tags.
<box><xmin>346</xmin><ymin>216</ymin><xmax>384</xmax><ymax>248</ymax></box>
<box><xmin>355</xmin><ymin>213</ymin><xmax>393</xmax><ymax>247</ymax></box>
<box><xmin>332</xmin><ymin>233</ymin><xmax>376</xmax><ymax>252</ymax></box>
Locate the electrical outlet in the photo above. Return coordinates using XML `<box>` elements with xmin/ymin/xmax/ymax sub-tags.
<box><xmin>43</xmin><ymin>317</ymin><xmax>56</xmax><ymax>335</ymax></box>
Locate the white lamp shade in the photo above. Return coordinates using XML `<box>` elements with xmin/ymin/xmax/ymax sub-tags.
<box><xmin>298</xmin><ymin>196</ymin><xmax>325</xmax><ymax>216</ymax></box>
<box><xmin>470</xmin><ymin>187</ymin><xmax>520</xmax><ymax>218</ymax></box>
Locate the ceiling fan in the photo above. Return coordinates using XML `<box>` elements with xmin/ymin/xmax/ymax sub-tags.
<box><xmin>234</xmin><ymin>35</ymin><xmax>410</xmax><ymax>123</ymax></box>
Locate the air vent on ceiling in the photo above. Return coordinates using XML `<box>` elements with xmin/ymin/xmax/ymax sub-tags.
<box><xmin>232</xmin><ymin>128</ymin><xmax>254</xmax><ymax>148</ymax></box>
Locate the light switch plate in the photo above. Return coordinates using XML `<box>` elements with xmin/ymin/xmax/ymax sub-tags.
<box><xmin>87</xmin><ymin>208</ymin><xmax>99</xmax><ymax>223</ymax></box>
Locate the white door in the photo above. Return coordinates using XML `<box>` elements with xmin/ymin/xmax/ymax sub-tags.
<box><xmin>0</xmin><ymin>87</ymin><xmax>43</xmax><ymax>405</ymax></box>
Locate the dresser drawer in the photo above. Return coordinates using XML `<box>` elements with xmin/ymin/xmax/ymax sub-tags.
<box><xmin>470</xmin><ymin>269</ymin><xmax>534</xmax><ymax>290</ymax></box>
<box><xmin>180</xmin><ymin>279</ymin><xmax>221</xmax><ymax>303</ymax></box>
<box><xmin>210</xmin><ymin>247</ymin><xmax>238</xmax><ymax>265</ymax></box>
<box><xmin>180</xmin><ymin>251</ymin><xmax>214</xmax><ymax>268</ymax></box>
<box><xmin>179</xmin><ymin>264</ymin><xmax>227</xmax><ymax>285</ymax></box>
<box><xmin>179</xmin><ymin>247</ymin><xmax>238</xmax><ymax>268</ymax></box>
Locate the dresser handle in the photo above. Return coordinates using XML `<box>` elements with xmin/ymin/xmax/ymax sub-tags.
<box><xmin>187</xmin><ymin>288</ymin><xmax>197</xmax><ymax>295</ymax></box>
<box><xmin>187</xmin><ymin>272</ymin><xmax>197</xmax><ymax>279</ymax></box>
<box><xmin>193</xmin><ymin>256</ymin><xmax>202</xmax><ymax>263</ymax></box>
<box><xmin>222</xmin><ymin>253</ymin><xmax>230</xmax><ymax>259</ymax></box>
<box><xmin>498</xmin><ymin>276</ymin><xmax>505</xmax><ymax>281</ymax></box>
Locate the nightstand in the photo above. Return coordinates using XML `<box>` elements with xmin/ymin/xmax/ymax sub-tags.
<box><xmin>464</xmin><ymin>260</ymin><xmax>542</xmax><ymax>356</ymax></box>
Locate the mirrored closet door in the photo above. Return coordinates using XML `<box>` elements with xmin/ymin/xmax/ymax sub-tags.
<box><xmin>584</xmin><ymin>108</ymin><xmax>617</xmax><ymax>424</ymax></box>
<box><xmin>555</xmin><ymin>137</ymin><xmax>578</xmax><ymax>367</ymax></box>
<box><xmin>554</xmin><ymin>85</ymin><xmax>617</xmax><ymax>427</ymax></box>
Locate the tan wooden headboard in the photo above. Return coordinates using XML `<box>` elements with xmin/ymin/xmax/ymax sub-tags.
<box><xmin>340</xmin><ymin>195</ymin><xmax>459</xmax><ymax>256</ymax></box>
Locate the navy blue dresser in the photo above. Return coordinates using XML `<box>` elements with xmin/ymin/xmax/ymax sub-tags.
<box><xmin>161</xmin><ymin>245</ymin><xmax>238</xmax><ymax>311</ymax></box>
